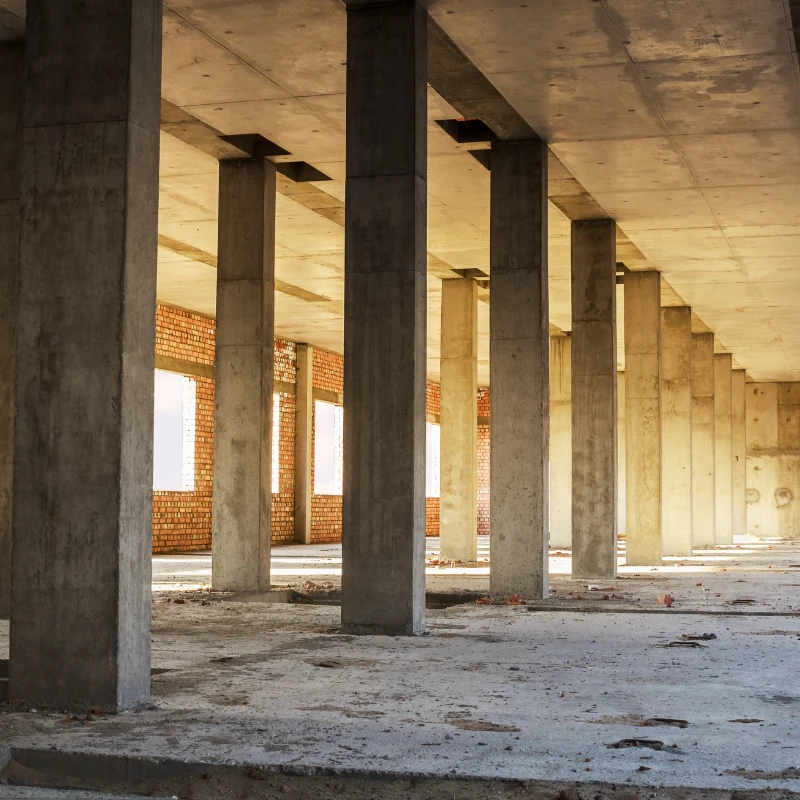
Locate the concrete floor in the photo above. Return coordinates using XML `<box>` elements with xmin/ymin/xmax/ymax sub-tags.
<box><xmin>3</xmin><ymin>540</ymin><xmax>800</xmax><ymax>794</ymax></box>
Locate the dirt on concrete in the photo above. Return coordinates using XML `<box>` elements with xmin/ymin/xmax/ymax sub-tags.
<box><xmin>3</xmin><ymin>760</ymin><xmax>800</xmax><ymax>800</ymax></box>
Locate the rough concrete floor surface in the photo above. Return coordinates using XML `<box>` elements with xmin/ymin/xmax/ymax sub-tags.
<box><xmin>3</xmin><ymin>541</ymin><xmax>800</xmax><ymax>797</ymax></box>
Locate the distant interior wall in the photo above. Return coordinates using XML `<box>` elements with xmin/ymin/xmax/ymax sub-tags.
<box><xmin>746</xmin><ymin>382</ymin><xmax>800</xmax><ymax>538</ymax></box>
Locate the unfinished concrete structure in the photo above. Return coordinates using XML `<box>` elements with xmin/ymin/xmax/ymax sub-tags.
<box><xmin>3</xmin><ymin>0</ymin><xmax>800</xmax><ymax>796</ymax></box>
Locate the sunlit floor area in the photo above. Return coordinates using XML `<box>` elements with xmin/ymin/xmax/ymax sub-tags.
<box><xmin>151</xmin><ymin>536</ymin><xmax>800</xmax><ymax>613</ymax></box>
<box><xmin>3</xmin><ymin>546</ymin><xmax>800</xmax><ymax>795</ymax></box>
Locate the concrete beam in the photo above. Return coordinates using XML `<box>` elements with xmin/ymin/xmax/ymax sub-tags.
<box><xmin>212</xmin><ymin>157</ymin><xmax>275</xmax><ymax>592</ymax></box>
<box><xmin>10</xmin><ymin>0</ymin><xmax>161</xmax><ymax>711</ymax></box>
<box><xmin>294</xmin><ymin>344</ymin><xmax>313</xmax><ymax>545</ymax></box>
<box><xmin>440</xmin><ymin>278</ymin><xmax>478</xmax><ymax>562</ymax></box>
<box><xmin>489</xmin><ymin>140</ymin><xmax>549</xmax><ymax>600</ymax></box>
<box><xmin>661</xmin><ymin>306</ymin><xmax>693</xmax><ymax>557</ymax></box>
<box><xmin>624</xmin><ymin>272</ymin><xmax>662</xmax><ymax>566</ymax></box>
<box><xmin>691</xmin><ymin>333</ymin><xmax>716</xmax><ymax>549</ymax></box>
<box><xmin>341</xmin><ymin>0</ymin><xmax>427</xmax><ymax>635</ymax></box>
<box><xmin>714</xmin><ymin>354</ymin><xmax>734</xmax><ymax>545</ymax></box>
<box><xmin>0</xmin><ymin>43</ymin><xmax>22</xmax><ymax>620</ymax></box>
<box><xmin>570</xmin><ymin>219</ymin><xmax>617</xmax><ymax>578</ymax></box>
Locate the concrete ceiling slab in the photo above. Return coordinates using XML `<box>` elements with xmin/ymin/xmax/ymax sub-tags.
<box><xmin>428</xmin><ymin>0</ymin><xmax>628</xmax><ymax>72</ymax></box>
<box><xmin>676</xmin><ymin>129</ymin><xmax>800</xmax><ymax>187</ymax></box>
<box><xmin>488</xmin><ymin>62</ymin><xmax>666</xmax><ymax>143</ymax></box>
<box><xmin>591</xmin><ymin>188</ymin><xmax>718</xmax><ymax>230</ymax></box>
<box><xmin>602</xmin><ymin>0</ymin><xmax>789</xmax><ymax>63</ymax></box>
<box><xmin>638</xmin><ymin>53</ymin><xmax>800</xmax><ymax>136</ymax></box>
<box><xmin>162</xmin><ymin>10</ymin><xmax>290</xmax><ymax>107</ymax></box>
<box><xmin>705</xmin><ymin>184</ymin><xmax>800</xmax><ymax>227</ymax></box>
<box><xmin>551</xmin><ymin>136</ymin><xmax>695</xmax><ymax>194</ymax></box>
<box><xmin>165</xmin><ymin>0</ymin><xmax>347</xmax><ymax>98</ymax></box>
<box><xmin>184</xmin><ymin>96</ymin><xmax>346</xmax><ymax>163</ymax></box>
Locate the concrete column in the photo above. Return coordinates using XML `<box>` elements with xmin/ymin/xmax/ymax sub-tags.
<box><xmin>617</xmin><ymin>372</ymin><xmax>627</xmax><ymax>539</ymax></box>
<box><xmin>440</xmin><ymin>278</ymin><xmax>478</xmax><ymax>562</ymax></box>
<box><xmin>212</xmin><ymin>157</ymin><xmax>275</xmax><ymax>592</ymax></box>
<box><xmin>624</xmin><ymin>272</ymin><xmax>662</xmax><ymax>565</ymax></box>
<box><xmin>571</xmin><ymin>219</ymin><xmax>617</xmax><ymax>578</ymax></box>
<box><xmin>691</xmin><ymin>333</ymin><xmax>716</xmax><ymax>548</ymax></box>
<box><xmin>714</xmin><ymin>353</ymin><xmax>734</xmax><ymax>544</ymax></box>
<box><xmin>660</xmin><ymin>306</ymin><xmax>693</xmax><ymax>556</ymax></box>
<box><xmin>489</xmin><ymin>140</ymin><xmax>549</xmax><ymax>599</ymax></box>
<box><xmin>549</xmin><ymin>335</ymin><xmax>572</xmax><ymax>550</ymax></box>
<box><xmin>10</xmin><ymin>1</ymin><xmax>161</xmax><ymax>711</ymax></box>
<box><xmin>294</xmin><ymin>344</ymin><xmax>313</xmax><ymax>545</ymax></box>
<box><xmin>341</xmin><ymin>0</ymin><xmax>427</xmax><ymax>635</ymax></box>
<box><xmin>0</xmin><ymin>44</ymin><xmax>22</xmax><ymax>620</ymax></box>
<box><xmin>731</xmin><ymin>369</ymin><xmax>747</xmax><ymax>539</ymax></box>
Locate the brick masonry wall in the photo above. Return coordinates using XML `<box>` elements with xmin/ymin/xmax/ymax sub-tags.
<box><xmin>272</xmin><ymin>339</ymin><xmax>297</xmax><ymax>545</ymax></box>
<box><xmin>152</xmin><ymin>305</ymin><xmax>484</xmax><ymax>552</ymax></box>
<box><xmin>153</xmin><ymin>305</ymin><xmax>215</xmax><ymax>553</ymax></box>
<box><xmin>311</xmin><ymin>348</ymin><xmax>344</xmax><ymax>543</ymax></box>
<box><xmin>425</xmin><ymin>381</ymin><xmax>441</xmax><ymax>536</ymax></box>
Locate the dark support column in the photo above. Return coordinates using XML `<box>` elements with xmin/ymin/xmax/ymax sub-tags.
<box><xmin>0</xmin><ymin>43</ymin><xmax>22</xmax><ymax>620</ymax></box>
<box><xmin>571</xmin><ymin>219</ymin><xmax>617</xmax><ymax>579</ymax></box>
<box><xmin>489</xmin><ymin>140</ymin><xmax>549</xmax><ymax>600</ymax></box>
<box><xmin>10</xmin><ymin>1</ymin><xmax>162</xmax><ymax>711</ymax></box>
<box><xmin>341</xmin><ymin>0</ymin><xmax>427</xmax><ymax>635</ymax></box>
<box><xmin>212</xmin><ymin>156</ymin><xmax>275</xmax><ymax>592</ymax></box>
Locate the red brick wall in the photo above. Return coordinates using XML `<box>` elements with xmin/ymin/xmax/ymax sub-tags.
<box><xmin>311</xmin><ymin>348</ymin><xmax>344</xmax><ymax>543</ymax></box>
<box><xmin>477</xmin><ymin>388</ymin><xmax>490</xmax><ymax>536</ymax></box>
<box><xmin>272</xmin><ymin>339</ymin><xmax>297</xmax><ymax>544</ymax></box>
<box><xmin>152</xmin><ymin>305</ymin><xmax>215</xmax><ymax>553</ymax></box>
<box><xmin>151</xmin><ymin>305</ymin><xmax>477</xmax><ymax>552</ymax></box>
<box><xmin>425</xmin><ymin>381</ymin><xmax>441</xmax><ymax>536</ymax></box>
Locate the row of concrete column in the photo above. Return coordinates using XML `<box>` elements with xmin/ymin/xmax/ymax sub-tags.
<box><xmin>436</xmin><ymin>233</ymin><xmax>747</xmax><ymax>581</ymax></box>
<box><xmin>0</xmin><ymin>0</ymin><xmax>749</xmax><ymax>712</ymax></box>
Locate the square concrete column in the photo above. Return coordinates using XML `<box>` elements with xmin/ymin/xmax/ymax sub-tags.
<box><xmin>11</xmin><ymin>1</ymin><xmax>162</xmax><ymax>711</ymax></box>
<box><xmin>571</xmin><ymin>219</ymin><xmax>617</xmax><ymax>578</ymax></box>
<box><xmin>624</xmin><ymin>272</ymin><xmax>662</xmax><ymax>566</ymax></box>
<box><xmin>0</xmin><ymin>44</ymin><xmax>22</xmax><ymax>620</ymax></box>
<box><xmin>341</xmin><ymin>0</ymin><xmax>427</xmax><ymax>635</ymax></box>
<box><xmin>731</xmin><ymin>369</ymin><xmax>747</xmax><ymax>539</ymax></box>
<box><xmin>691</xmin><ymin>333</ymin><xmax>716</xmax><ymax>548</ymax></box>
<box><xmin>294</xmin><ymin>344</ymin><xmax>313</xmax><ymax>545</ymax></box>
<box><xmin>549</xmin><ymin>334</ymin><xmax>572</xmax><ymax>550</ymax></box>
<box><xmin>212</xmin><ymin>157</ymin><xmax>276</xmax><ymax>592</ymax></box>
<box><xmin>489</xmin><ymin>140</ymin><xmax>549</xmax><ymax>600</ymax></box>
<box><xmin>440</xmin><ymin>278</ymin><xmax>478</xmax><ymax>562</ymax></box>
<box><xmin>617</xmin><ymin>371</ymin><xmax>627</xmax><ymax>539</ymax></box>
<box><xmin>660</xmin><ymin>306</ymin><xmax>693</xmax><ymax>557</ymax></box>
<box><xmin>714</xmin><ymin>353</ymin><xmax>734</xmax><ymax>544</ymax></box>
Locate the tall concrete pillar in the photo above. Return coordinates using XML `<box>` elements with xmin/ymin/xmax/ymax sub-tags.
<box><xmin>624</xmin><ymin>272</ymin><xmax>662</xmax><ymax>565</ymax></box>
<box><xmin>10</xmin><ymin>1</ymin><xmax>162</xmax><ymax>711</ymax></box>
<box><xmin>660</xmin><ymin>306</ymin><xmax>693</xmax><ymax>556</ymax></box>
<box><xmin>0</xmin><ymin>44</ymin><xmax>22</xmax><ymax>620</ymax></box>
<box><xmin>212</xmin><ymin>157</ymin><xmax>276</xmax><ymax>592</ymax></box>
<box><xmin>617</xmin><ymin>372</ymin><xmax>627</xmax><ymax>539</ymax></box>
<box><xmin>489</xmin><ymin>140</ymin><xmax>549</xmax><ymax>599</ymax></box>
<box><xmin>294</xmin><ymin>344</ymin><xmax>313</xmax><ymax>545</ymax></box>
<box><xmin>571</xmin><ymin>219</ymin><xmax>617</xmax><ymax>578</ymax></box>
<box><xmin>714</xmin><ymin>353</ymin><xmax>734</xmax><ymax>544</ymax></box>
<box><xmin>549</xmin><ymin>335</ymin><xmax>572</xmax><ymax>550</ymax></box>
<box><xmin>341</xmin><ymin>0</ymin><xmax>427</xmax><ymax>635</ymax></box>
<box><xmin>731</xmin><ymin>369</ymin><xmax>747</xmax><ymax>539</ymax></box>
<box><xmin>691</xmin><ymin>333</ymin><xmax>716</xmax><ymax>548</ymax></box>
<box><xmin>440</xmin><ymin>278</ymin><xmax>478</xmax><ymax>562</ymax></box>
